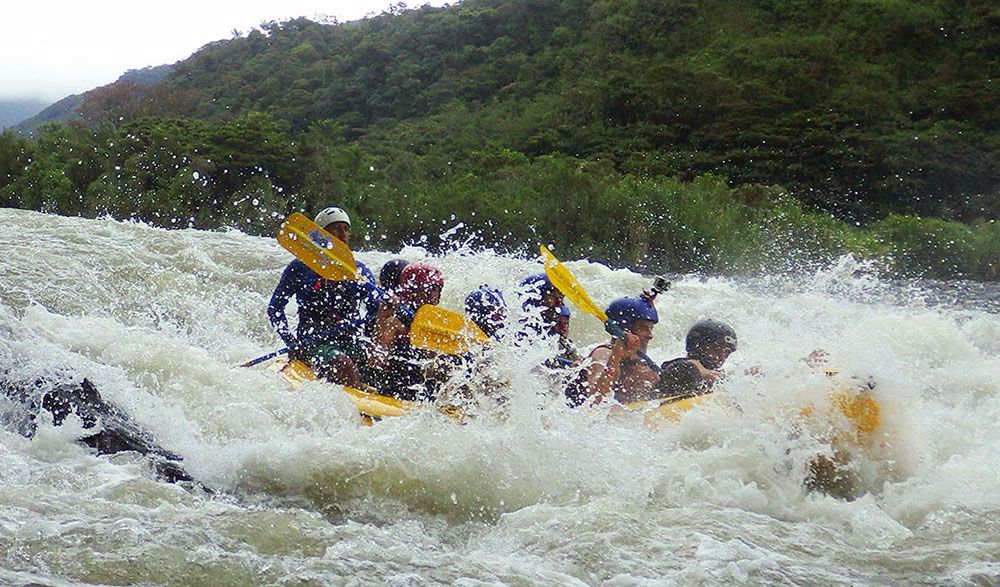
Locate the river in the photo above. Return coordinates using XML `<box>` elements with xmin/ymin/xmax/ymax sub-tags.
<box><xmin>1</xmin><ymin>208</ymin><xmax>997</xmax><ymax>585</ymax></box>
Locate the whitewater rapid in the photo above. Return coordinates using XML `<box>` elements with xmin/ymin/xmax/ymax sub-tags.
<box><xmin>1</xmin><ymin>208</ymin><xmax>998</xmax><ymax>585</ymax></box>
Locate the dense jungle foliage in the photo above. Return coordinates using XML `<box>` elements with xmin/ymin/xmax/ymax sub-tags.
<box><xmin>1</xmin><ymin>0</ymin><xmax>998</xmax><ymax>278</ymax></box>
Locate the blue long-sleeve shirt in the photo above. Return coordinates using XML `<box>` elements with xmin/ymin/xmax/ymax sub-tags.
<box><xmin>267</xmin><ymin>259</ymin><xmax>377</xmax><ymax>347</ymax></box>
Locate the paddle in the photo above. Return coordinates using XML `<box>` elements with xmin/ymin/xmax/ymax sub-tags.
<box><xmin>409</xmin><ymin>304</ymin><xmax>490</xmax><ymax>356</ymax></box>
<box><xmin>277</xmin><ymin>212</ymin><xmax>358</xmax><ymax>282</ymax></box>
<box><xmin>244</xmin><ymin>214</ymin><xmax>485</xmax><ymax>366</ymax></box>
<box><xmin>540</xmin><ymin>245</ymin><xmax>662</xmax><ymax>374</ymax></box>
<box><xmin>240</xmin><ymin>318</ymin><xmax>366</xmax><ymax>368</ymax></box>
<box><xmin>277</xmin><ymin>213</ymin><xmax>398</xmax><ymax>306</ymax></box>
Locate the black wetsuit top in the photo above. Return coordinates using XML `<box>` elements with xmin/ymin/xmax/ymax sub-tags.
<box><xmin>359</xmin><ymin>305</ymin><xmax>436</xmax><ymax>401</ymax></box>
<box><xmin>656</xmin><ymin>357</ymin><xmax>711</xmax><ymax>399</ymax></box>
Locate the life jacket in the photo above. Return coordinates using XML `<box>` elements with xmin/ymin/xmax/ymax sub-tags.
<box><xmin>296</xmin><ymin>277</ymin><xmax>369</xmax><ymax>341</ymax></box>
<box><xmin>656</xmin><ymin>357</ymin><xmax>712</xmax><ymax>400</ymax></box>
<box><xmin>564</xmin><ymin>343</ymin><xmax>659</xmax><ymax>406</ymax></box>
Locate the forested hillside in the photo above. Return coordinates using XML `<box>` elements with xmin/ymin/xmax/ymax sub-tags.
<box><xmin>1</xmin><ymin>0</ymin><xmax>998</xmax><ymax>278</ymax></box>
<box><xmin>165</xmin><ymin>0</ymin><xmax>999</xmax><ymax>221</ymax></box>
<box><xmin>12</xmin><ymin>65</ymin><xmax>176</xmax><ymax>136</ymax></box>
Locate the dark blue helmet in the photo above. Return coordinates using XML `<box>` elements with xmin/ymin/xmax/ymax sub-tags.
<box><xmin>465</xmin><ymin>285</ymin><xmax>506</xmax><ymax>317</ymax></box>
<box><xmin>465</xmin><ymin>285</ymin><xmax>507</xmax><ymax>337</ymax></box>
<box><xmin>605</xmin><ymin>296</ymin><xmax>658</xmax><ymax>331</ymax></box>
<box><xmin>379</xmin><ymin>259</ymin><xmax>409</xmax><ymax>291</ymax></box>
<box><xmin>519</xmin><ymin>273</ymin><xmax>558</xmax><ymax>309</ymax></box>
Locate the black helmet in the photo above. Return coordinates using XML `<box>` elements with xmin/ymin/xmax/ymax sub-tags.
<box><xmin>686</xmin><ymin>319</ymin><xmax>737</xmax><ymax>368</ymax></box>
<box><xmin>379</xmin><ymin>259</ymin><xmax>409</xmax><ymax>292</ymax></box>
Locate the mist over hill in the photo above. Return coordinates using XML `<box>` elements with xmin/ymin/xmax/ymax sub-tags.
<box><xmin>0</xmin><ymin>99</ymin><xmax>48</xmax><ymax>129</ymax></box>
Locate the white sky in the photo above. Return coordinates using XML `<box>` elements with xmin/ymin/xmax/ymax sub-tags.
<box><xmin>1</xmin><ymin>1</ymin><xmax>451</xmax><ymax>102</ymax></box>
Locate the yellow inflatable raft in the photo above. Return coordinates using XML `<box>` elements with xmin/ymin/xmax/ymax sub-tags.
<box><xmin>270</xmin><ymin>357</ymin><xmax>722</xmax><ymax>429</ymax></box>
<box><xmin>626</xmin><ymin>393</ymin><xmax>715</xmax><ymax>430</ymax></box>
<box><xmin>269</xmin><ymin>359</ymin><xmax>881</xmax><ymax>444</ymax></box>
<box><xmin>269</xmin><ymin>358</ymin><xmax>423</xmax><ymax>425</ymax></box>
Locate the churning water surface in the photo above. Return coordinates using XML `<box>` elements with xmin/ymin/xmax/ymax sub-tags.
<box><xmin>1</xmin><ymin>208</ymin><xmax>998</xmax><ymax>586</ymax></box>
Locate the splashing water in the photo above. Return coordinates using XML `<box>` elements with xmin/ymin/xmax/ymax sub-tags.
<box><xmin>1</xmin><ymin>209</ymin><xmax>998</xmax><ymax>585</ymax></box>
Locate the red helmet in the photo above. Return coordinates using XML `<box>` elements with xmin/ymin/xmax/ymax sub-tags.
<box><xmin>397</xmin><ymin>262</ymin><xmax>444</xmax><ymax>293</ymax></box>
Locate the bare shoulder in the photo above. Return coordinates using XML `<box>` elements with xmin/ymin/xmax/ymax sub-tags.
<box><xmin>588</xmin><ymin>345</ymin><xmax>612</xmax><ymax>363</ymax></box>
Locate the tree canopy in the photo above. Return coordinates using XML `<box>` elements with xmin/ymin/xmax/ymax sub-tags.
<box><xmin>2</xmin><ymin>0</ymin><xmax>998</xmax><ymax>279</ymax></box>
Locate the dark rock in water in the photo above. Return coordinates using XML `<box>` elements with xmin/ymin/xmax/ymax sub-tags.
<box><xmin>0</xmin><ymin>373</ymin><xmax>199</xmax><ymax>486</ymax></box>
<box><xmin>805</xmin><ymin>452</ymin><xmax>861</xmax><ymax>501</ymax></box>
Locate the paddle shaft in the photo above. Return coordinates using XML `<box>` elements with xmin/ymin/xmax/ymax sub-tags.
<box><xmin>240</xmin><ymin>317</ymin><xmax>366</xmax><ymax>368</ymax></box>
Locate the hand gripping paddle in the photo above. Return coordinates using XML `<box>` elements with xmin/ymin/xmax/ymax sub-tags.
<box><xmin>242</xmin><ymin>214</ymin><xmax>488</xmax><ymax>366</ymax></box>
<box><xmin>540</xmin><ymin>245</ymin><xmax>662</xmax><ymax>374</ymax></box>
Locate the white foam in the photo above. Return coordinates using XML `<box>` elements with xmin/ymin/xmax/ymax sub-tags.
<box><xmin>1</xmin><ymin>208</ymin><xmax>997</xmax><ymax>584</ymax></box>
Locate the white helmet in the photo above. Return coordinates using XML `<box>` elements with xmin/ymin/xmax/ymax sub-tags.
<box><xmin>314</xmin><ymin>206</ymin><xmax>351</xmax><ymax>227</ymax></box>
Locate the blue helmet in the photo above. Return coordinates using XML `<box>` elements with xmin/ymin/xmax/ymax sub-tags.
<box><xmin>605</xmin><ymin>296</ymin><xmax>658</xmax><ymax>331</ymax></box>
<box><xmin>465</xmin><ymin>285</ymin><xmax>507</xmax><ymax>337</ymax></box>
<box><xmin>519</xmin><ymin>273</ymin><xmax>558</xmax><ymax>309</ymax></box>
<box><xmin>465</xmin><ymin>285</ymin><xmax>506</xmax><ymax>317</ymax></box>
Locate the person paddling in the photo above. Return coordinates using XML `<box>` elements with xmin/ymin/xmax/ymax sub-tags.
<box><xmin>267</xmin><ymin>206</ymin><xmax>376</xmax><ymax>382</ymax></box>
<box><xmin>568</xmin><ymin>296</ymin><xmax>661</xmax><ymax>406</ymax></box>
<box><xmin>518</xmin><ymin>273</ymin><xmax>579</xmax><ymax>366</ymax></box>
<box><xmin>657</xmin><ymin>320</ymin><xmax>738</xmax><ymax>398</ymax></box>
<box><xmin>518</xmin><ymin>273</ymin><xmax>565</xmax><ymax>334</ymax></box>
<box><xmin>546</xmin><ymin>304</ymin><xmax>581</xmax><ymax>367</ymax></box>
<box><xmin>362</xmin><ymin>262</ymin><xmax>445</xmax><ymax>400</ymax></box>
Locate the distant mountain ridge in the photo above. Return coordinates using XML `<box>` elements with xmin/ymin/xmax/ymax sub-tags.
<box><xmin>0</xmin><ymin>99</ymin><xmax>48</xmax><ymax>129</ymax></box>
<box><xmin>12</xmin><ymin>64</ymin><xmax>176</xmax><ymax>135</ymax></box>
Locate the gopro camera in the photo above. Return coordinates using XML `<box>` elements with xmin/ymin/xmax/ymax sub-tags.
<box><xmin>651</xmin><ymin>276</ymin><xmax>671</xmax><ymax>295</ymax></box>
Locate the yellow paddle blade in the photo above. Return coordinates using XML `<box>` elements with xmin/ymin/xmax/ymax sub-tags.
<box><xmin>540</xmin><ymin>245</ymin><xmax>608</xmax><ymax>322</ymax></box>
<box><xmin>277</xmin><ymin>213</ymin><xmax>357</xmax><ymax>281</ymax></box>
<box><xmin>409</xmin><ymin>304</ymin><xmax>491</xmax><ymax>355</ymax></box>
